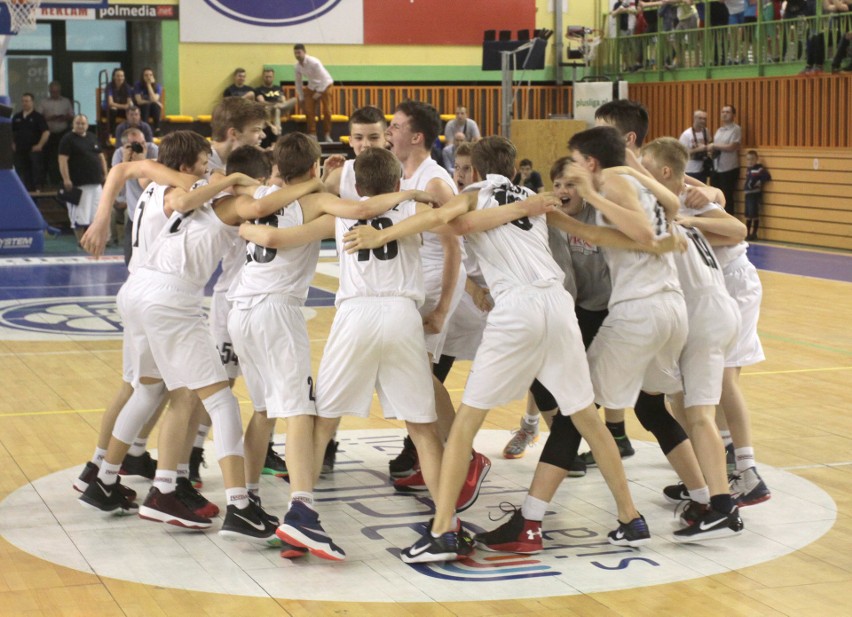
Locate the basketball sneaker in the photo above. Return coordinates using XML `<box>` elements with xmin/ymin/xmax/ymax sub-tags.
<box><xmin>389</xmin><ymin>436</ymin><xmax>418</xmax><ymax>478</ymax></box>
<box><xmin>401</xmin><ymin>519</ymin><xmax>473</xmax><ymax>564</ymax></box>
<box><xmin>567</xmin><ymin>458</ymin><xmax>587</xmax><ymax>478</ymax></box>
<box><xmin>247</xmin><ymin>492</ymin><xmax>280</xmax><ymax>525</ymax></box>
<box><xmin>189</xmin><ymin>446</ymin><xmax>206</xmax><ymax>489</ymax></box>
<box><xmin>677</xmin><ymin>500</ymin><xmax>710</xmax><ymax>526</ymax></box>
<box><xmin>119</xmin><ymin>451</ymin><xmax>157</xmax><ymax>480</ymax></box>
<box><xmin>219</xmin><ymin>500</ymin><xmax>279</xmax><ymax>546</ymax></box>
<box><xmin>79</xmin><ymin>476</ymin><xmax>139</xmax><ymax>515</ymax></box>
<box><xmin>730</xmin><ymin>467</ymin><xmax>771</xmax><ymax>507</ymax></box>
<box><xmin>393</xmin><ymin>469</ymin><xmax>428</xmax><ymax>493</ymax></box>
<box><xmin>577</xmin><ymin>435</ymin><xmax>635</xmax><ymax>467</ymax></box>
<box><xmin>474</xmin><ymin>506</ymin><xmax>543</xmax><ymax>554</ymax></box>
<box><xmin>321</xmin><ymin>439</ymin><xmax>339</xmax><ymax>475</ymax></box>
<box><xmin>502</xmin><ymin>417</ymin><xmax>541</xmax><ymax>459</ymax></box>
<box><xmin>175</xmin><ymin>477</ymin><xmax>219</xmax><ymax>518</ymax></box>
<box><xmin>73</xmin><ymin>462</ymin><xmax>137</xmax><ymax>501</ymax></box>
<box><xmin>262</xmin><ymin>444</ymin><xmax>288</xmax><ymax>477</ymax></box>
<box><xmin>663</xmin><ymin>482</ymin><xmax>690</xmax><ymax>504</ymax></box>
<box><xmin>138</xmin><ymin>486</ymin><xmax>212</xmax><ymax>529</ymax></box>
<box><xmin>276</xmin><ymin>501</ymin><xmax>346</xmax><ymax>561</ymax></box>
<box><xmin>456</xmin><ymin>451</ymin><xmax>491</xmax><ymax>512</ymax></box>
<box><xmin>673</xmin><ymin>507</ymin><xmax>743</xmax><ymax>542</ymax></box>
<box><xmin>607</xmin><ymin>514</ymin><xmax>651</xmax><ymax>547</ymax></box>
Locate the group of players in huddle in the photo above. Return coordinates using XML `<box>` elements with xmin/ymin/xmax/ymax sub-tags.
<box><xmin>71</xmin><ymin>95</ymin><xmax>770</xmax><ymax>564</ymax></box>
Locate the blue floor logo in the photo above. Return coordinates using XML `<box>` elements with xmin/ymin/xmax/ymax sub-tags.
<box><xmin>0</xmin><ymin>297</ymin><xmax>122</xmax><ymax>337</ymax></box>
<box><xmin>203</xmin><ymin>0</ymin><xmax>343</xmax><ymax>26</ymax></box>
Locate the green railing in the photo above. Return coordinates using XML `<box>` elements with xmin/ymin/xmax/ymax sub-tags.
<box><xmin>598</xmin><ymin>7</ymin><xmax>852</xmax><ymax>80</ymax></box>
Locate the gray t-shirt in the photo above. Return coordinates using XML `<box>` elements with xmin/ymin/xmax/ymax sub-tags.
<box><xmin>714</xmin><ymin>123</ymin><xmax>741</xmax><ymax>173</ymax></box>
<box><xmin>38</xmin><ymin>96</ymin><xmax>74</xmax><ymax>134</ymax></box>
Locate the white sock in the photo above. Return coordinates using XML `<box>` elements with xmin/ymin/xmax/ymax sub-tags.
<box><xmin>153</xmin><ymin>469</ymin><xmax>178</xmax><ymax>494</ymax></box>
<box><xmin>719</xmin><ymin>430</ymin><xmax>733</xmax><ymax>447</ymax></box>
<box><xmin>523</xmin><ymin>413</ymin><xmax>540</xmax><ymax>425</ymax></box>
<box><xmin>127</xmin><ymin>437</ymin><xmax>148</xmax><ymax>457</ymax></box>
<box><xmin>735</xmin><ymin>447</ymin><xmax>755</xmax><ymax>472</ymax></box>
<box><xmin>688</xmin><ymin>486</ymin><xmax>711</xmax><ymax>504</ymax></box>
<box><xmin>91</xmin><ymin>447</ymin><xmax>107</xmax><ymax>466</ymax></box>
<box><xmin>194</xmin><ymin>424</ymin><xmax>211</xmax><ymax>449</ymax></box>
<box><xmin>290</xmin><ymin>491</ymin><xmax>314</xmax><ymax>508</ymax></box>
<box><xmin>247</xmin><ymin>483</ymin><xmax>260</xmax><ymax>495</ymax></box>
<box><xmin>226</xmin><ymin>487</ymin><xmax>250</xmax><ymax>510</ymax></box>
<box><xmin>176</xmin><ymin>463</ymin><xmax>189</xmax><ymax>479</ymax></box>
<box><xmin>96</xmin><ymin>461</ymin><xmax>121</xmax><ymax>485</ymax></box>
<box><xmin>521</xmin><ymin>494</ymin><xmax>548</xmax><ymax>521</ymax></box>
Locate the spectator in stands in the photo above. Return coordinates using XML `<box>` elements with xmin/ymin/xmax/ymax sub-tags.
<box><xmin>133</xmin><ymin>67</ymin><xmax>163</xmax><ymax>133</ymax></box>
<box><xmin>58</xmin><ymin>114</ymin><xmax>108</xmax><ymax>243</ymax></box>
<box><xmin>443</xmin><ymin>106</ymin><xmax>481</xmax><ymax>144</ymax></box>
<box><xmin>441</xmin><ymin>131</ymin><xmax>466</xmax><ymax>172</ymax></box>
<box><xmin>114</xmin><ymin>106</ymin><xmax>154</xmax><ymax>143</ymax></box>
<box><xmin>224</xmin><ymin>68</ymin><xmax>256</xmax><ymax>100</ymax></box>
<box><xmin>679</xmin><ymin>109</ymin><xmax>713</xmax><ymax>183</ymax></box>
<box><xmin>293</xmin><ymin>44</ymin><xmax>334</xmax><ymax>142</ymax></box>
<box><xmin>255</xmin><ymin>67</ymin><xmax>297</xmax><ymax>136</ymax></box>
<box><xmin>710</xmin><ymin>104</ymin><xmax>742</xmax><ymax>214</ymax></box>
<box><xmin>512</xmin><ymin>158</ymin><xmax>545</xmax><ymax>193</ymax></box>
<box><xmin>800</xmin><ymin>0</ymin><xmax>833</xmax><ymax>74</ymax></box>
<box><xmin>831</xmin><ymin>3</ymin><xmax>852</xmax><ymax>73</ymax></box>
<box><xmin>105</xmin><ymin>68</ymin><xmax>134</xmax><ymax>132</ymax></box>
<box><xmin>38</xmin><ymin>80</ymin><xmax>73</xmax><ymax>188</ymax></box>
<box><xmin>743</xmin><ymin>149</ymin><xmax>771</xmax><ymax>240</ymax></box>
<box><xmin>11</xmin><ymin>92</ymin><xmax>49</xmax><ymax>192</ymax></box>
<box><xmin>109</xmin><ymin>126</ymin><xmax>158</xmax><ymax>263</ymax></box>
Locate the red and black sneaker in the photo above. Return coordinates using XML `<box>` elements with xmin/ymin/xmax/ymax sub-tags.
<box><xmin>389</xmin><ymin>435</ymin><xmax>418</xmax><ymax>478</ymax></box>
<box><xmin>119</xmin><ymin>451</ymin><xmax>157</xmax><ymax>480</ymax></box>
<box><xmin>456</xmin><ymin>451</ymin><xmax>491</xmax><ymax>513</ymax></box>
<box><xmin>175</xmin><ymin>477</ymin><xmax>219</xmax><ymax>518</ymax></box>
<box><xmin>74</xmin><ymin>462</ymin><xmax>137</xmax><ymax>501</ymax></box>
<box><xmin>474</xmin><ymin>505</ymin><xmax>543</xmax><ymax>554</ymax></box>
<box><xmin>138</xmin><ymin>486</ymin><xmax>212</xmax><ymax>529</ymax></box>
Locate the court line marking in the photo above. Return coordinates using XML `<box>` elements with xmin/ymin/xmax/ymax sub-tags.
<box><xmin>758</xmin><ymin>332</ymin><xmax>852</xmax><ymax>356</ymax></box>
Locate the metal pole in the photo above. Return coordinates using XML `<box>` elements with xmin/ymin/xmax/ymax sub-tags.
<box><xmin>555</xmin><ymin>3</ymin><xmax>564</xmax><ymax>85</ymax></box>
<box><xmin>501</xmin><ymin>51</ymin><xmax>513</xmax><ymax>139</ymax></box>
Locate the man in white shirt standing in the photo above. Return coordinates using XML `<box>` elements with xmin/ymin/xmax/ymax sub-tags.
<box><xmin>710</xmin><ymin>104</ymin><xmax>742</xmax><ymax>215</ymax></box>
<box><xmin>293</xmin><ymin>44</ymin><xmax>334</xmax><ymax>143</ymax></box>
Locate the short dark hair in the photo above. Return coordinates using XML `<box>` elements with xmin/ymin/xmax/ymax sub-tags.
<box><xmin>21</xmin><ymin>92</ymin><xmax>34</xmax><ymax>101</ymax></box>
<box><xmin>723</xmin><ymin>104</ymin><xmax>737</xmax><ymax>114</ymax></box>
<box><xmin>350</xmin><ymin>106</ymin><xmax>386</xmax><ymax>128</ymax></box>
<box><xmin>354</xmin><ymin>147</ymin><xmax>402</xmax><ymax>196</ymax></box>
<box><xmin>471</xmin><ymin>136</ymin><xmax>516</xmax><ymax>178</ymax></box>
<box><xmin>293</xmin><ymin>44</ymin><xmax>306</xmax><ymax>52</ymax></box>
<box><xmin>396</xmin><ymin>101</ymin><xmax>441</xmax><ymax>150</ymax></box>
<box><xmin>233</xmin><ymin>67</ymin><xmax>246</xmax><ymax>76</ymax></box>
<box><xmin>211</xmin><ymin>98</ymin><xmax>266</xmax><ymax>141</ymax></box>
<box><xmin>594</xmin><ymin>99</ymin><xmax>649</xmax><ymax>147</ymax></box>
<box><xmin>549</xmin><ymin>156</ymin><xmax>572</xmax><ymax>181</ymax></box>
<box><xmin>226</xmin><ymin>145</ymin><xmax>271</xmax><ymax>181</ymax></box>
<box><xmin>274</xmin><ymin>133</ymin><xmax>320</xmax><ymax>182</ymax></box>
<box><xmin>567</xmin><ymin>126</ymin><xmax>626</xmax><ymax>169</ymax></box>
<box><xmin>455</xmin><ymin>142</ymin><xmax>473</xmax><ymax>158</ymax></box>
<box><xmin>519</xmin><ymin>158</ymin><xmax>533</xmax><ymax>167</ymax></box>
<box><xmin>157</xmin><ymin>130</ymin><xmax>211</xmax><ymax>171</ymax></box>
<box><xmin>746</xmin><ymin>149</ymin><xmax>758</xmax><ymax>157</ymax></box>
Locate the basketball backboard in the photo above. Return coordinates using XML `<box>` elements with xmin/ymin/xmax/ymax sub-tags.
<box><xmin>1</xmin><ymin>1</ymin><xmax>107</xmax><ymax>36</ymax></box>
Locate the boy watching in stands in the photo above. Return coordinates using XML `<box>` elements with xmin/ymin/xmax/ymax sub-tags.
<box><xmin>743</xmin><ymin>150</ymin><xmax>771</xmax><ymax>241</ymax></box>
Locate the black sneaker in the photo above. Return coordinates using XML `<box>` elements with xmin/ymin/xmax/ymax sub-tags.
<box><xmin>138</xmin><ymin>486</ymin><xmax>212</xmax><ymax>529</ymax></box>
<box><xmin>474</xmin><ymin>505</ymin><xmax>543</xmax><ymax>554</ymax></box>
<box><xmin>262</xmin><ymin>444</ymin><xmax>288</xmax><ymax>477</ymax></box>
<box><xmin>321</xmin><ymin>440</ymin><xmax>339</xmax><ymax>475</ymax></box>
<box><xmin>389</xmin><ymin>436</ymin><xmax>418</xmax><ymax>478</ymax></box>
<box><xmin>663</xmin><ymin>482</ymin><xmax>690</xmax><ymax>504</ymax></box>
<box><xmin>189</xmin><ymin>446</ymin><xmax>206</xmax><ymax>488</ymax></box>
<box><xmin>73</xmin><ymin>461</ymin><xmax>99</xmax><ymax>493</ymax></box>
<box><xmin>577</xmin><ymin>435</ymin><xmax>635</xmax><ymax>467</ymax></box>
<box><xmin>247</xmin><ymin>492</ymin><xmax>280</xmax><ymax>525</ymax></box>
<box><xmin>175</xmin><ymin>477</ymin><xmax>219</xmax><ymax>518</ymax></box>
<box><xmin>79</xmin><ymin>476</ymin><xmax>139</xmax><ymax>515</ymax></box>
<box><xmin>673</xmin><ymin>507</ymin><xmax>744</xmax><ymax>543</ymax></box>
<box><xmin>607</xmin><ymin>514</ymin><xmax>651</xmax><ymax>547</ymax></box>
<box><xmin>401</xmin><ymin>522</ymin><xmax>470</xmax><ymax>564</ymax></box>
<box><xmin>219</xmin><ymin>500</ymin><xmax>279</xmax><ymax>546</ymax></box>
<box><xmin>276</xmin><ymin>501</ymin><xmax>346</xmax><ymax>561</ymax></box>
<box><xmin>678</xmin><ymin>500</ymin><xmax>710</xmax><ymax>526</ymax></box>
<box><xmin>119</xmin><ymin>451</ymin><xmax>157</xmax><ymax>480</ymax></box>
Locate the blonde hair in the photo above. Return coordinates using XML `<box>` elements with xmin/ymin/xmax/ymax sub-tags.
<box><xmin>640</xmin><ymin>137</ymin><xmax>688</xmax><ymax>179</ymax></box>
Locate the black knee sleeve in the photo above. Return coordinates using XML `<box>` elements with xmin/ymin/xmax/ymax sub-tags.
<box><xmin>633</xmin><ymin>391</ymin><xmax>688</xmax><ymax>455</ymax></box>
<box><xmin>432</xmin><ymin>354</ymin><xmax>455</xmax><ymax>383</ymax></box>
<box><xmin>539</xmin><ymin>413</ymin><xmax>583</xmax><ymax>471</ymax></box>
<box><xmin>529</xmin><ymin>378</ymin><xmax>558</xmax><ymax>412</ymax></box>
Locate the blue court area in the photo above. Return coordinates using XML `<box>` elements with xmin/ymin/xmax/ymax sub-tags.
<box><xmin>747</xmin><ymin>244</ymin><xmax>852</xmax><ymax>284</ymax></box>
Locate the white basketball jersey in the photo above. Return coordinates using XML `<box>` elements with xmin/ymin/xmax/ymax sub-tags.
<box><xmin>128</xmin><ymin>182</ymin><xmax>173</xmax><ymax>275</ymax></box>
<box><xmin>463</xmin><ymin>174</ymin><xmax>563</xmax><ymax>301</ymax></box>
<box><xmin>671</xmin><ymin>224</ymin><xmax>727</xmax><ymax>300</ymax></box>
<box><xmin>229</xmin><ymin>186</ymin><xmax>321</xmax><ymax>306</ymax></box>
<box><xmin>679</xmin><ymin>197</ymin><xmax>747</xmax><ymax>269</ymax></box>
<box><xmin>142</xmin><ymin>198</ymin><xmax>239</xmax><ymax>291</ymax></box>
<box><xmin>596</xmin><ymin>174</ymin><xmax>682</xmax><ymax>306</ymax></box>
<box><xmin>400</xmin><ymin>156</ymin><xmax>458</xmax><ymax>266</ymax></box>
<box><xmin>334</xmin><ymin>199</ymin><xmax>424</xmax><ymax>307</ymax></box>
<box><xmin>339</xmin><ymin>159</ymin><xmax>359</xmax><ymax>201</ymax></box>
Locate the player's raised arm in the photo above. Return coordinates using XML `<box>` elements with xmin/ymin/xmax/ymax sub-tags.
<box><xmin>448</xmin><ymin>192</ymin><xmax>559</xmax><ymax>236</ymax></box>
<box><xmin>547</xmin><ymin>209</ymin><xmax>684</xmax><ymax>255</ymax></box>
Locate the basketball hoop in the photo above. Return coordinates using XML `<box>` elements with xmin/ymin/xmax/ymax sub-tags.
<box><xmin>3</xmin><ymin>0</ymin><xmax>41</xmax><ymax>33</ymax></box>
